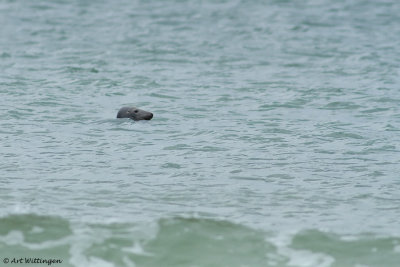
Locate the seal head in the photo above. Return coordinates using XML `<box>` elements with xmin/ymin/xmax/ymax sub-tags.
<box><xmin>117</xmin><ymin>107</ymin><xmax>153</xmax><ymax>121</ymax></box>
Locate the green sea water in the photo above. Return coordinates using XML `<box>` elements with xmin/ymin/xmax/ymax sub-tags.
<box><xmin>1</xmin><ymin>0</ymin><xmax>400</xmax><ymax>266</ymax></box>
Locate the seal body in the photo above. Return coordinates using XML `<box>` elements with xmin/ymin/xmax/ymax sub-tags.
<box><xmin>117</xmin><ymin>107</ymin><xmax>153</xmax><ymax>121</ymax></box>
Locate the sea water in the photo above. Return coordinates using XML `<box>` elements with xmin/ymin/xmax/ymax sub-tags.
<box><xmin>1</xmin><ymin>0</ymin><xmax>400</xmax><ymax>266</ymax></box>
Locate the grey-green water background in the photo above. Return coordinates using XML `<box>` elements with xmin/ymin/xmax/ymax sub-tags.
<box><xmin>1</xmin><ymin>0</ymin><xmax>400</xmax><ymax>266</ymax></box>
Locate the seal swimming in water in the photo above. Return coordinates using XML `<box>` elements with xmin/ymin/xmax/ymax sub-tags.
<box><xmin>117</xmin><ymin>107</ymin><xmax>153</xmax><ymax>121</ymax></box>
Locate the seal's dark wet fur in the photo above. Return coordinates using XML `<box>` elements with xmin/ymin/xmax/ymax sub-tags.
<box><xmin>117</xmin><ymin>107</ymin><xmax>153</xmax><ymax>121</ymax></box>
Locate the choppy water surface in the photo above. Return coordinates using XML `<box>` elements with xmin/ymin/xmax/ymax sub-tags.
<box><xmin>1</xmin><ymin>0</ymin><xmax>400</xmax><ymax>266</ymax></box>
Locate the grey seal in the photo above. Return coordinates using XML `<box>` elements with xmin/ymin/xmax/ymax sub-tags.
<box><xmin>117</xmin><ymin>107</ymin><xmax>153</xmax><ymax>121</ymax></box>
